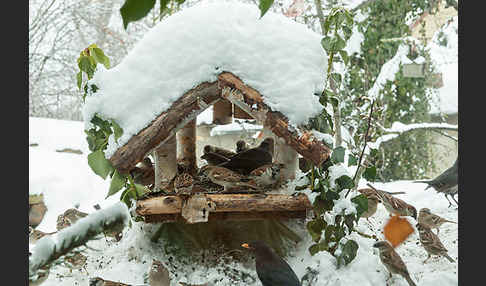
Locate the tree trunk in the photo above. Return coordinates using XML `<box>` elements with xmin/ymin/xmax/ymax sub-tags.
<box><xmin>212</xmin><ymin>99</ymin><xmax>233</xmax><ymax>124</ymax></box>
<box><xmin>154</xmin><ymin>135</ymin><xmax>177</xmax><ymax>191</ymax></box>
<box><xmin>177</xmin><ymin>118</ymin><xmax>197</xmax><ymax>175</ymax></box>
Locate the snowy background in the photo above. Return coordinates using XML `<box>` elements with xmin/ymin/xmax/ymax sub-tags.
<box><xmin>29</xmin><ymin>117</ymin><xmax>458</xmax><ymax>285</ymax></box>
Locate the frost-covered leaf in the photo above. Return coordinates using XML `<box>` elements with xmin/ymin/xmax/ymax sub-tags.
<box><xmin>258</xmin><ymin>0</ymin><xmax>274</xmax><ymax>18</ymax></box>
<box><xmin>363</xmin><ymin>166</ymin><xmax>376</xmax><ymax>181</ymax></box>
<box><xmin>351</xmin><ymin>194</ymin><xmax>368</xmax><ymax>219</ymax></box>
<box><xmin>107</xmin><ymin>169</ymin><xmax>126</xmax><ymax>198</ymax></box>
<box><xmin>331</xmin><ymin>146</ymin><xmax>345</xmax><ymax>163</ymax></box>
<box><xmin>120</xmin><ymin>0</ymin><xmax>156</xmax><ymax>29</ymax></box>
<box><xmin>87</xmin><ymin>150</ymin><xmax>113</xmax><ymax>179</ymax></box>
<box><xmin>337</xmin><ymin>240</ymin><xmax>359</xmax><ymax>268</ymax></box>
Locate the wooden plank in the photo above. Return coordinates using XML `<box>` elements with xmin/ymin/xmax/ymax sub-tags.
<box><xmin>143</xmin><ymin>210</ymin><xmax>308</xmax><ymax>223</ymax></box>
<box><xmin>109</xmin><ymin>81</ymin><xmax>221</xmax><ymax>174</ymax></box>
<box><xmin>136</xmin><ymin>193</ymin><xmax>312</xmax><ymax>216</ymax></box>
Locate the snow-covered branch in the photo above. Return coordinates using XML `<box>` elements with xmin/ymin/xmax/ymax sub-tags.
<box><xmin>29</xmin><ymin>202</ymin><xmax>130</xmax><ymax>281</ymax></box>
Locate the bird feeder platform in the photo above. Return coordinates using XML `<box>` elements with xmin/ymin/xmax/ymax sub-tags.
<box><xmin>136</xmin><ymin>192</ymin><xmax>313</xmax><ymax>224</ymax></box>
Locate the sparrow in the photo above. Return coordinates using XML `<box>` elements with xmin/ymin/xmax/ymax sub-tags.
<box><xmin>358</xmin><ymin>188</ymin><xmax>406</xmax><ymax>220</ymax></box>
<box><xmin>416</xmin><ymin>223</ymin><xmax>455</xmax><ymax>263</ymax></box>
<box><xmin>56</xmin><ymin>208</ymin><xmax>88</xmax><ymax>231</ymax></box>
<box><xmin>236</xmin><ymin>140</ymin><xmax>249</xmax><ymax>153</ymax></box>
<box><xmin>174</xmin><ymin>164</ymin><xmax>194</xmax><ymax>195</ymax></box>
<box><xmin>373</xmin><ymin>241</ymin><xmax>417</xmax><ymax>286</ymax></box>
<box><xmin>249</xmin><ymin>163</ymin><xmax>286</xmax><ymax>189</ymax></box>
<box><xmin>414</xmin><ymin>157</ymin><xmax>458</xmax><ymax>207</ymax></box>
<box><xmin>205</xmin><ymin>165</ymin><xmax>258</xmax><ymax>192</ymax></box>
<box><xmin>418</xmin><ymin>208</ymin><xmax>457</xmax><ymax>234</ymax></box>
<box><xmin>29</xmin><ymin>227</ymin><xmax>56</xmax><ymax>244</ymax></box>
<box><xmin>372</xmin><ymin>187</ymin><xmax>417</xmax><ymax>219</ymax></box>
<box><xmin>218</xmin><ymin>138</ymin><xmax>274</xmax><ymax>175</ymax></box>
<box><xmin>130</xmin><ymin>157</ymin><xmax>155</xmax><ymax>186</ymax></box>
<box><xmin>242</xmin><ymin>241</ymin><xmax>301</xmax><ymax>286</ymax></box>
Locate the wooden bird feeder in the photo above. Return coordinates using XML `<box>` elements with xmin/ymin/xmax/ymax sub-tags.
<box><xmin>108</xmin><ymin>72</ymin><xmax>331</xmax><ymax>224</ymax></box>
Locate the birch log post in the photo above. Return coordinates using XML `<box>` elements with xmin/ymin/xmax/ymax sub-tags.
<box><xmin>177</xmin><ymin>118</ymin><xmax>197</xmax><ymax>175</ymax></box>
<box><xmin>212</xmin><ymin>99</ymin><xmax>233</xmax><ymax>125</ymax></box>
<box><xmin>262</xmin><ymin>124</ymin><xmax>298</xmax><ymax>181</ymax></box>
<box><xmin>154</xmin><ymin>136</ymin><xmax>177</xmax><ymax>191</ymax></box>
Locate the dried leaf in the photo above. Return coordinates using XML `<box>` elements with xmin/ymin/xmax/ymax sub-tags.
<box><xmin>383</xmin><ymin>215</ymin><xmax>414</xmax><ymax>247</ymax></box>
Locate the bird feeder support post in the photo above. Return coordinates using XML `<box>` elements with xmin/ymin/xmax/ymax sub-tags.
<box><xmin>177</xmin><ymin>118</ymin><xmax>197</xmax><ymax>175</ymax></box>
<box><xmin>154</xmin><ymin>135</ymin><xmax>177</xmax><ymax>191</ymax></box>
<box><xmin>262</xmin><ymin>122</ymin><xmax>298</xmax><ymax>181</ymax></box>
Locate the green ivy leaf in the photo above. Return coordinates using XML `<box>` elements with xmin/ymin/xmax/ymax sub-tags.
<box><xmin>344</xmin><ymin>214</ymin><xmax>355</xmax><ymax>233</ymax></box>
<box><xmin>369</xmin><ymin>148</ymin><xmax>378</xmax><ymax>158</ymax></box>
<box><xmin>321</xmin><ymin>37</ymin><xmax>332</xmax><ymax>52</ymax></box>
<box><xmin>331</xmin><ymin>146</ymin><xmax>345</xmax><ymax>163</ymax></box>
<box><xmin>90</xmin><ymin>47</ymin><xmax>110</xmax><ymax>69</ymax></box>
<box><xmin>325</xmin><ymin>190</ymin><xmax>340</xmax><ymax>201</ymax></box>
<box><xmin>87</xmin><ymin>150</ymin><xmax>114</xmax><ymax>179</ymax></box>
<box><xmin>110</xmin><ymin>119</ymin><xmax>124</xmax><ymax>142</ymax></box>
<box><xmin>351</xmin><ymin>194</ymin><xmax>368</xmax><ymax>220</ymax></box>
<box><xmin>107</xmin><ymin>169</ymin><xmax>126</xmax><ymax>198</ymax></box>
<box><xmin>307</xmin><ymin>218</ymin><xmax>327</xmax><ymax>242</ymax></box>
<box><xmin>120</xmin><ymin>0</ymin><xmax>156</xmax><ymax>30</ymax></box>
<box><xmin>331</xmin><ymin>73</ymin><xmax>342</xmax><ymax>86</ymax></box>
<box><xmin>134</xmin><ymin>183</ymin><xmax>150</xmax><ymax>197</ymax></box>
<box><xmin>78</xmin><ymin>56</ymin><xmax>95</xmax><ymax>79</ymax></box>
<box><xmin>160</xmin><ymin>0</ymin><xmax>170</xmax><ymax>15</ymax></box>
<box><xmin>309</xmin><ymin>241</ymin><xmax>328</xmax><ymax>255</ymax></box>
<box><xmin>336</xmin><ymin>175</ymin><xmax>354</xmax><ymax>191</ymax></box>
<box><xmin>76</xmin><ymin>71</ymin><xmax>82</xmax><ymax>90</ymax></box>
<box><xmin>258</xmin><ymin>0</ymin><xmax>274</xmax><ymax>18</ymax></box>
<box><xmin>337</xmin><ymin>240</ymin><xmax>359</xmax><ymax>268</ymax></box>
<box><xmin>348</xmin><ymin>155</ymin><xmax>358</xmax><ymax>166</ymax></box>
<box><xmin>339</xmin><ymin>50</ymin><xmax>349</xmax><ymax>65</ymax></box>
<box><xmin>363</xmin><ymin>166</ymin><xmax>377</xmax><ymax>181</ymax></box>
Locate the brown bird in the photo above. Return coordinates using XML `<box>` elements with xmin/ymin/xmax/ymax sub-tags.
<box><xmin>200</xmin><ymin>152</ymin><xmax>230</xmax><ymax>166</ymax></box>
<box><xmin>203</xmin><ymin>145</ymin><xmax>236</xmax><ymax>158</ymax></box>
<box><xmin>56</xmin><ymin>208</ymin><xmax>88</xmax><ymax>231</ymax></box>
<box><xmin>372</xmin><ymin>188</ymin><xmax>417</xmax><ymax>219</ymax></box>
<box><xmin>29</xmin><ymin>227</ymin><xmax>56</xmax><ymax>244</ymax></box>
<box><xmin>174</xmin><ymin>164</ymin><xmax>194</xmax><ymax>195</ymax></box>
<box><xmin>219</xmin><ymin>138</ymin><xmax>274</xmax><ymax>175</ymax></box>
<box><xmin>249</xmin><ymin>163</ymin><xmax>285</xmax><ymax>189</ymax></box>
<box><xmin>373</xmin><ymin>241</ymin><xmax>417</xmax><ymax>286</ymax></box>
<box><xmin>130</xmin><ymin>157</ymin><xmax>155</xmax><ymax>186</ymax></box>
<box><xmin>242</xmin><ymin>241</ymin><xmax>301</xmax><ymax>286</ymax></box>
<box><xmin>416</xmin><ymin>223</ymin><xmax>455</xmax><ymax>263</ymax></box>
<box><xmin>205</xmin><ymin>165</ymin><xmax>258</xmax><ymax>192</ymax></box>
<box><xmin>418</xmin><ymin>208</ymin><xmax>457</xmax><ymax>234</ymax></box>
<box><xmin>236</xmin><ymin>140</ymin><xmax>249</xmax><ymax>153</ymax></box>
<box><xmin>358</xmin><ymin>188</ymin><xmax>406</xmax><ymax>220</ymax></box>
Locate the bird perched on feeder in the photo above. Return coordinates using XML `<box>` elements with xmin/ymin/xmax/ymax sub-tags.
<box><xmin>201</xmin><ymin>145</ymin><xmax>233</xmax><ymax>166</ymax></box>
<box><xmin>174</xmin><ymin>164</ymin><xmax>194</xmax><ymax>195</ymax></box>
<box><xmin>414</xmin><ymin>157</ymin><xmax>458</xmax><ymax>207</ymax></box>
<box><xmin>241</xmin><ymin>241</ymin><xmax>301</xmax><ymax>286</ymax></box>
<box><xmin>418</xmin><ymin>208</ymin><xmax>457</xmax><ymax>235</ymax></box>
<box><xmin>236</xmin><ymin>140</ymin><xmax>249</xmax><ymax>153</ymax></box>
<box><xmin>130</xmin><ymin>157</ymin><xmax>155</xmax><ymax>186</ymax></box>
<box><xmin>372</xmin><ymin>188</ymin><xmax>417</xmax><ymax>219</ymax></box>
<box><xmin>205</xmin><ymin>165</ymin><xmax>258</xmax><ymax>192</ymax></box>
<box><xmin>416</xmin><ymin>223</ymin><xmax>455</xmax><ymax>263</ymax></box>
<box><xmin>56</xmin><ymin>208</ymin><xmax>88</xmax><ymax>230</ymax></box>
<box><xmin>218</xmin><ymin>138</ymin><xmax>274</xmax><ymax>175</ymax></box>
<box><xmin>373</xmin><ymin>241</ymin><xmax>417</xmax><ymax>286</ymax></box>
<box><xmin>358</xmin><ymin>188</ymin><xmax>406</xmax><ymax>220</ymax></box>
<box><xmin>249</xmin><ymin>163</ymin><xmax>286</xmax><ymax>189</ymax></box>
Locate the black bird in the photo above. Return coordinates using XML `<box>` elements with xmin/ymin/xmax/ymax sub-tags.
<box><xmin>201</xmin><ymin>152</ymin><xmax>230</xmax><ymax>166</ymax></box>
<box><xmin>414</xmin><ymin>157</ymin><xmax>458</xmax><ymax>207</ymax></box>
<box><xmin>236</xmin><ymin>140</ymin><xmax>249</xmax><ymax>153</ymax></box>
<box><xmin>242</xmin><ymin>240</ymin><xmax>301</xmax><ymax>286</ymax></box>
<box><xmin>218</xmin><ymin>138</ymin><xmax>273</xmax><ymax>175</ymax></box>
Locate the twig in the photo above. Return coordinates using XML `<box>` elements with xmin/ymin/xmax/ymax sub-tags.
<box><xmin>345</xmin><ymin>100</ymin><xmax>375</xmax><ymax>198</ymax></box>
<box><xmin>430</xmin><ymin>129</ymin><xmax>458</xmax><ymax>142</ymax></box>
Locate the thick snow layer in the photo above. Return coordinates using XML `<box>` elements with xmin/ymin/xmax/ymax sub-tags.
<box><xmin>30</xmin><ymin>118</ymin><xmax>457</xmax><ymax>285</ymax></box>
<box><xmin>83</xmin><ymin>0</ymin><xmax>327</xmax><ymax>158</ymax></box>
<box><xmin>210</xmin><ymin>120</ymin><xmax>262</xmax><ymax>136</ymax></box>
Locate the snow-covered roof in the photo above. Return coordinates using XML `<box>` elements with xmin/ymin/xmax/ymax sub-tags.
<box><xmin>83</xmin><ymin>0</ymin><xmax>327</xmax><ymax>158</ymax></box>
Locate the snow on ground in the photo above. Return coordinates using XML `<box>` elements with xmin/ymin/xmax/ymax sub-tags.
<box><xmin>84</xmin><ymin>0</ymin><xmax>327</xmax><ymax>158</ymax></box>
<box><xmin>30</xmin><ymin>117</ymin><xmax>458</xmax><ymax>286</ymax></box>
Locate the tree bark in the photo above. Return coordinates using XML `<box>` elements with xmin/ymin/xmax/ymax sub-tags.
<box><xmin>212</xmin><ymin>99</ymin><xmax>233</xmax><ymax>124</ymax></box>
<box><xmin>234</xmin><ymin>104</ymin><xmax>253</xmax><ymax>119</ymax></box>
<box><xmin>154</xmin><ymin>136</ymin><xmax>177</xmax><ymax>191</ymax></box>
<box><xmin>109</xmin><ymin>81</ymin><xmax>220</xmax><ymax>174</ymax></box>
<box><xmin>177</xmin><ymin>118</ymin><xmax>197</xmax><ymax>175</ymax></box>
<box><xmin>136</xmin><ymin>193</ymin><xmax>312</xmax><ymax>216</ymax></box>
<box><xmin>143</xmin><ymin>210</ymin><xmax>308</xmax><ymax>223</ymax></box>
